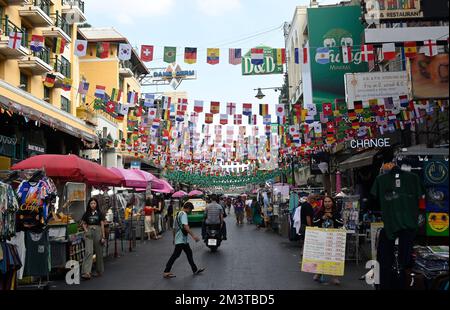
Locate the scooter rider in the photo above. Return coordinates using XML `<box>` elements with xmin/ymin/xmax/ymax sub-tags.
<box><xmin>202</xmin><ymin>194</ymin><xmax>227</xmax><ymax>241</ymax></box>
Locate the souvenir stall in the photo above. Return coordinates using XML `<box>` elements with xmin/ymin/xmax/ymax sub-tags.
<box><xmin>368</xmin><ymin>146</ymin><xmax>449</xmax><ymax>290</ymax></box>
<box><xmin>0</xmin><ymin>169</ymin><xmax>58</xmax><ymax>290</ymax></box>
<box><xmin>0</xmin><ymin>173</ymin><xmax>21</xmax><ymax>290</ymax></box>
<box><xmin>10</xmin><ymin>155</ymin><xmax>123</xmax><ymax>281</ymax></box>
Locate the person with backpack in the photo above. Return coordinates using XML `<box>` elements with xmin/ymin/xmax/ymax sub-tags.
<box><xmin>163</xmin><ymin>202</ymin><xmax>205</xmax><ymax>279</ymax></box>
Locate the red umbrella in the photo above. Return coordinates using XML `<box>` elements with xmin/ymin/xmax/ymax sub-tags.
<box><xmin>11</xmin><ymin>155</ymin><xmax>123</xmax><ymax>186</ymax></box>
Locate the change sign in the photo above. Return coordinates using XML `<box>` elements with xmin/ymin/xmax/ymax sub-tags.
<box><xmin>242</xmin><ymin>46</ymin><xmax>283</xmax><ymax>76</ymax></box>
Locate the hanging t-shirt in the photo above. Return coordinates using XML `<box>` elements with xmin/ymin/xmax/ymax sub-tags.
<box><xmin>24</xmin><ymin>230</ymin><xmax>50</xmax><ymax>277</ymax></box>
<box><xmin>371</xmin><ymin>170</ymin><xmax>425</xmax><ymax>240</ymax></box>
<box><xmin>16</xmin><ymin>181</ymin><xmax>49</xmax><ymax>231</ymax></box>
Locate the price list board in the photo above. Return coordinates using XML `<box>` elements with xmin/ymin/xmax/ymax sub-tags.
<box><xmin>301</xmin><ymin>227</ymin><xmax>347</xmax><ymax>276</ymax></box>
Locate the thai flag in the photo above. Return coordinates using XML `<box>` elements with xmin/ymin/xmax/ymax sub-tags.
<box><xmin>251</xmin><ymin>48</ymin><xmax>264</xmax><ymax>66</ymax></box>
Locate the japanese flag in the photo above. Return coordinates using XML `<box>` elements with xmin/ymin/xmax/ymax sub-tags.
<box><xmin>74</xmin><ymin>40</ymin><xmax>88</xmax><ymax>57</ymax></box>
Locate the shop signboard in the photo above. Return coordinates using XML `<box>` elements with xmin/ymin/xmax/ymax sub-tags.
<box><xmin>344</xmin><ymin>72</ymin><xmax>410</xmax><ymax>108</ymax></box>
<box><xmin>363</xmin><ymin>0</ymin><xmax>423</xmax><ymax>21</ymax></box>
<box><xmin>27</xmin><ymin>143</ymin><xmax>46</xmax><ymax>155</ymax></box>
<box><xmin>410</xmin><ymin>54</ymin><xmax>449</xmax><ymax>99</ymax></box>
<box><xmin>302</xmin><ymin>227</ymin><xmax>347</xmax><ymax>276</ymax></box>
<box><xmin>307</xmin><ymin>6</ymin><xmax>368</xmax><ymax>106</ymax></box>
<box><xmin>242</xmin><ymin>46</ymin><xmax>284</xmax><ymax>76</ymax></box>
<box><xmin>130</xmin><ymin>161</ymin><xmax>141</xmax><ymax>170</ymax></box>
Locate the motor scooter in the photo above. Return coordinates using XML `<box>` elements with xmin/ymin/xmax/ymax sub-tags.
<box><xmin>204</xmin><ymin>224</ymin><xmax>222</xmax><ymax>252</ymax></box>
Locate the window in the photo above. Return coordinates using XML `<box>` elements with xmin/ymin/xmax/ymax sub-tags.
<box><xmin>44</xmin><ymin>86</ymin><xmax>52</xmax><ymax>103</ymax></box>
<box><xmin>20</xmin><ymin>73</ymin><xmax>29</xmax><ymax>92</ymax></box>
<box><xmin>61</xmin><ymin>96</ymin><xmax>71</xmax><ymax>113</ymax></box>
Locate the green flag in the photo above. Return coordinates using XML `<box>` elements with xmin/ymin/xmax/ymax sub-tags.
<box><xmin>164</xmin><ymin>46</ymin><xmax>177</xmax><ymax>63</ymax></box>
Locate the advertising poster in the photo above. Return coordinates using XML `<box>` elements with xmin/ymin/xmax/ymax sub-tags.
<box><xmin>307</xmin><ymin>5</ymin><xmax>368</xmax><ymax>106</ymax></box>
<box><xmin>410</xmin><ymin>54</ymin><xmax>449</xmax><ymax>99</ymax></box>
<box><xmin>301</xmin><ymin>227</ymin><xmax>347</xmax><ymax>276</ymax></box>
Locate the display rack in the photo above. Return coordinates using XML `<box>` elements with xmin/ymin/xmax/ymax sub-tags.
<box><xmin>337</xmin><ymin>195</ymin><xmax>363</xmax><ymax>265</ymax></box>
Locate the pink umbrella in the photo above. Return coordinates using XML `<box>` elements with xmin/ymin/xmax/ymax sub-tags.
<box><xmin>109</xmin><ymin>168</ymin><xmax>150</xmax><ymax>188</ymax></box>
<box><xmin>188</xmin><ymin>190</ymin><xmax>203</xmax><ymax>197</ymax></box>
<box><xmin>151</xmin><ymin>178</ymin><xmax>174</xmax><ymax>194</ymax></box>
<box><xmin>172</xmin><ymin>191</ymin><xmax>188</xmax><ymax>198</ymax></box>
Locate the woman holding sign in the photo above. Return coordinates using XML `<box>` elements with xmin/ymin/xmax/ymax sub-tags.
<box><xmin>313</xmin><ymin>196</ymin><xmax>344</xmax><ymax>285</ymax></box>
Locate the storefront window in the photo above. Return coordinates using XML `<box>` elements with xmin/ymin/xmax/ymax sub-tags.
<box><xmin>61</xmin><ymin>96</ymin><xmax>71</xmax><ymax>113</ymax></box>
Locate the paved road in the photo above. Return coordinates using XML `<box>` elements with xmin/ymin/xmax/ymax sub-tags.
<box><xmin>53</xmin><ymin>213</ymin><xmax>373</xmax><ymax>290</ymax></box>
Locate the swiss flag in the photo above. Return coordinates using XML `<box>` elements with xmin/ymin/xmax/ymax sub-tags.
<box><xmin>327</xmin><ymin>122</ymin><xmax>335</xmax><ymax>133</ymax></box>
<box><xmin>106</xmin><ymin>101</ymin><xmax>116</xmax><ymax>114</ymax></box>
<box><xmin>376</xmin><ymin>105</ymin><xmax>386</xmax><ymax>117</ymax></box>
<box><xmin>141</xmin><ymin>45</ymin><xmax>154</xmax><ymax>62</ymax></box>
<box><xmin>322</xmin><ymin>103</ymin><xmax>333</xmax><ymax>116</ymax></box>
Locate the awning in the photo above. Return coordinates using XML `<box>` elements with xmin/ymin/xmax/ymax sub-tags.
<box><xmin>399</xmin><ymin>145</ymin><xmax>449</xmax><ymax>156</ymax></box>
<box><xmin>339</xmin><ymin>149</ymin><xmax>379</xmax><ymax>171</ymax></box>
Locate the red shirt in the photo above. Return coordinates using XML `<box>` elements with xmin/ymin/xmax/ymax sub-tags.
<box><xmin>143</xmin><ymin>206</ymin><xmax>155</xmax><ymax>216</ymax></box>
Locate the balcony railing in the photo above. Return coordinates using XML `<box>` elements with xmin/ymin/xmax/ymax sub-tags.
<box><xmin>62</xmin><ymin>0</ymin><xmax>85</xmax><ymax>13</ymax></box>
<box><xmin>53</xmin><ymin>55</ymin><xmax>71</xmax><ymax>77</ymax></box>
<box><xmin>34</xmin><ymin>46</ymin><xmax>51</xmax><ymax>64</ymax></box>
<box><xmin>52</xmin><ymin>12</ymin><xmax>71</xmax><ymax>37</ymax></box>
<box><xmin>1</xmin><ymin>16</ymin><xmax>29</xmax><ymax>48</ymax></box>
<box><xmin>33</xmin><ymin>0</ymin><xmax>51</xmax><ymax>17</ymax></box>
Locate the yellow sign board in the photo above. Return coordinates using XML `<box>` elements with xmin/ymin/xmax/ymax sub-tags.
<box><xmin>301</xmin><ymin>227</ymin><xmax>347</xmax><ymax>276</ymax></box>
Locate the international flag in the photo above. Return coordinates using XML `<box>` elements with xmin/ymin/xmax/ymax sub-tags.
<box><xmin>205</xmin><ymin>113</ymin><xmax>214</xmax><ymax>124</ymax></box>
<box><xmin>164</xmin><ymin>46</ymin><xmax>177</xmax><ymax>63</ymax></box>
<box><xmin>53</xmin><ymin>37</ymin><xmax>67</xmax><ymax>54</ymax></box>
<box><xmin>361</xmin><ymin>44</ymin><xmax>374</xmax><ymax>62</ymax></box>
<box><xmin>250</xmin><ymin>115</ymin><xmax>258</xmax><ymax>125</ymax></box>
<box><xmin>141</xmin><ymin>45</ymin><xmax>154</xmax><ymax>62</ymax></box>
<box><xmin>384</xmin><ymin>97</ymin><xmax>394</xmax><ymax>110</ymax></box>
<box><xmin>273</xmin><ymin>48</ymin><xmax>286</xmax><ymax>65</ymax></box>
<box><xmin>111</xmin><ymin>88</ymin><xmax>122</xmax><ymax>102</ymax></box>
<box><xmin>106</xmin><ymin>101</ymin><xmax>116</xmax><ymax>114</ymax></box>
<box><xmin>322</xmin><ymin>103</ymin><xmax>333</xmax><ymax>116</ymax></box>
<box><xmin>327</xmin><ymin>122</ymin><xmax>335</xmax><ymax>133</ymax></box>
<box><xmin>303</xmin><ymin>47</ymin><xmax>308</xmax><ymax>64</ymax></box>
<box><xmin>185</xmin><ymin>47</ymin><xmax>197</xmax><ymax>64</ymax></box>
<box><xmin>148</xmin><ymin>108</ymin><xmax>157</xmax><ymax>119</ymax></box>
<box><xmin>251</xmin><ymin>48</ymin><xmax>264</xmax><ymax>66</ymax></box>
<box><xmin>263</xmin><ymin>115</ymin><xmax>271</xmax><ymax>125</ymax></box>
<box><xmin>30</xmin><ymin>35</ymin><xmax>45</xmax><ymax>52</ymax></box>
<box><xmin>220</xmin><ymin>114</ymin><xmax>228</xmax><ymax>125</ymax></box>
<box><xmin>315</xmin><ymin>47</ymin><xmax>330</xmax><ymax>65</ymax></box>
<box><xmin>404</xmin><ymin>42</ymin><xmax>417</xmax><ymax>58</ymax></box>
<box><xmin>382</xmin><ymin>43</ymin><xmax>396</xmax><ymax>61</ymax></box>
<box><xmin>207</xmin><ymin>48</ymin><xmax>220</xmax><ymax>65</ymax></box>
<box><xmin>423</xmin><ymin>40</ymin><xmax>438</xmax><ymax>57</ymax></box>
<box><xmin>294</xmin><ymin>48</ymin><xmax>299</xmax><ymax>64</ymax></box>
<box><xmin>376</xmin><ymin>105</ymin><xmax>386</xmax><ymax>117</ymax></box>
<box><xmin>8</xmin><ymin>32</ymin><xmax>23</xmax><ymax>50</ymax></box>
<box><xmin>152</xmin><ymin>118</ymin><xmax>161</xmax><ymax>129</ymax></box>
<box><xmin>259</xmin><ymin>104</ymin><xmax>269</xmax><ymax>117</ymax></box>
<box><xmin>189</xmin><ymin>100</ymin><xmax>203</xmax><ymax>114</ymax></box>
<box><xmin>144</xmin><ymin>94</ymin><xmax>155</xmax><ymax>107</ymax></box>
<box><xmin>233</xmin><ymin>115</ymin><xmax>242</xmax><ymax>125</ymax></box>
<box><xmin>43</xmin><ymin>73</ymin><xmax>56</xmax><ymax>88</ymax></box>
<box><xmin>61</xmin><ymin>78</ymin><xmax>72</xmax><ymax>92</ymax></box>
<box><xmin>96</xmin><ymin>42</ymin><xmax>110</xmax><ymax>59</ymax></box>
<box><xmin>275</xmin><ymin>105</ymin><xmax>285</xmax><ymax>118</ymax></box>
<box><xmin>74</xmin><ymin>40</ymin><xmax>88</xmax><ymax>57</ymax></box>
<box><xmin>118</xmin><ymin>43</ymin><xmax>132</xmax><ymax>61</ymax></box>
<box><xmin>242</xmin><ymin>103</ymin><xmax>252</xmax><ymax>116</ymax></box>
<box><xmin>342</xmin><ymin>46</ymin><xmax>352</xmax><ymax>64</ymax></box>
<box><xmin>210</xmin><ymin>101</ymin><xmax>220</xmax><ymax>114</ymax></box>
<box><xmin>354</xmin><ymin>101</ymin><xmax>364</xmax><ymax>113</ymax></box>
<box><xmin>94</xmin><ymin>85</ymin><xmax>106</xmax><ymax>99</ymax></box>
<box><xmin>226</xmin><ymin>102</ymin><xmax>236</xmax><ymax>115</ymax></box>
<box><xmin>229</xmin><ymin>48</ymin><xmax>242</xmax><ymax>65</ymax></box>
<box><xmin>400</xmin><ymin>95</ymin><xmax>409</xmax><ymax>108</ymax></box>
<box><xmin>127</xmin><ymin>91</ymin><xmax>139</xmax><ymax>105</ymax></box>
<box><xmin>78</xmin><ymin>81</ymin><xmax>89</xmax><ymax>95</ymax></box>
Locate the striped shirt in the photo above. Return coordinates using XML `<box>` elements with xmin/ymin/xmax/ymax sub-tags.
<box><xmin>205</xmin><ymin>202</ymin><xmax>223</xmax><ymax>225</ymax></box>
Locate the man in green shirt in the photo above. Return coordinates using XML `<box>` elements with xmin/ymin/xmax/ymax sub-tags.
<box><xmin>163</xmin><ymin>202</ymin><xmax>205</xmax><ymax>279</ymax></box>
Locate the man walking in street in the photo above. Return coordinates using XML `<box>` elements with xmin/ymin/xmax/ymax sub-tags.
<box><xmin>163</xmin><ymin>202</ymin><xmax>205</xmax><ymax>279</ymax></box>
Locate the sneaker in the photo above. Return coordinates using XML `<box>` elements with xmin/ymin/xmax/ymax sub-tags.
<box><xmin>194</xmin><ymin>268</ymin><xmax>205</xmax><ymax>275</ymax></box>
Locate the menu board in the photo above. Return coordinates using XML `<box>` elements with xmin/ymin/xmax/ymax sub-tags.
<box><xmin>301</xmin><ymin>227</ymin><xmax>347</xmax><ymax>276</ymax></box>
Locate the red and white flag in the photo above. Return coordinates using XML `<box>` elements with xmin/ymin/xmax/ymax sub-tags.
<box><xmin>275</xmin><ymin>105</ymin><xmax>285</xmax><ymax>118</ymax></box>
<box><xmin>234</xmin><ymin>114</ymin><xmax>242</xmax><ymax>125</ymax></box>
<box><xmin>141</xmin><ymin>45</ymin><xmax>154</xmax><ymax>62</ymax></box>
<box><xmin>8</xmin><ymin>32</ymin><xmax>22</xmax><ymax>49</ymax></box>
<box><xmin>382</xmin><ymin>43</ymin><xmax>397</xmax><ymax>61</ymax></box>
<box><xmin>361</xmin><ymin>44</ymin><xmax>374</xmax><ymax>62</ymax></box>
<box><xmin>74</xmin><ymin>40</ymin><xmax>87</xmax><ymax>57</ymax></box>
<box><xmin>423</xmin><ymin>40</ymin><xmax>438</xmax><ymax>57</ymax></box>
<box><xmin>226</xmin><ymin>102</ymin><xmax>236</xmax><ymax>115</ymax></box>
<box><xmin>220</xmin><ymin>114</ymin><xmax>228</xmax><ymax>125</ymax></box>
<box><xmin>342</xmin><ymin>46</ymin><xmax>352</xmax><ymax>64</ymax></box>
<box><xmin>194</xmin><ymin>100</ymin><xmax>204</xmax><ymax>113</ymax></box>
<box><xmin>148</xmin><ymin>108</ymin><xmax>157</xmax><ymax>119</ymax></box>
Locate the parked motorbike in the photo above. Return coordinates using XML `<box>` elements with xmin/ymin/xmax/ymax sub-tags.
<box><xmin>204</xmin><ymin>224</ymin><xmax>222</xmax><ymax>252</ymax></box>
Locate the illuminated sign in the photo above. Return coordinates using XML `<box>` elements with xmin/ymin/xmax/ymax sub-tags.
<box><xmin>350</xmin><ymin>138</ymin><xmax>391</xmax><ymax>149</ymax></box>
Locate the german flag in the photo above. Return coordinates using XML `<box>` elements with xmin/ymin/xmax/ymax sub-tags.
<box><xmin>259</xmin><ymin>104</ymin><xmax>269</xmax><ymax>116</ymax></box>
<box><xmin>43</xmin><ymin>73</ymin><xmax>56</xmax><ymax>88</ymax></box>
<box><xmin>184</xmin><ymin>47</ymin><xmax>197</xmax><ymax>64</ymax></box>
